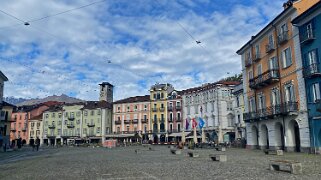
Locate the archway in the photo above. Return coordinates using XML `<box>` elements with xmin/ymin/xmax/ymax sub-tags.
<box><xmin>153</xmin><ymin>134</ymin><xmax>158</xmax><ymax>144</ymax></box>
<box><xmin>160</xmin><ymin>134</ymin><xmax>166</xmax><ymax>143</ymax></box>
<box><xmin>260</xmin><ymin>124</ymin><xmax>269</xmax><ymax>149</ymax></box>
<box><xmin>275</xmin><ymin>122</ymin><xmax>285</xmax><ymax>150</ymax></box>
<box><xmin>251</xmin><ymin>126</ymin><xmax>259</xmax><ymax>149</ymax></box>
<box><xmin>211</xmin><ymin>132</ymin><xmax>218</xmax><ymax>143</ymax></box>
<box><xmin>288</xmin><ymin>120</ymin><xmax>301</xmax><ymax>152</ymax></box>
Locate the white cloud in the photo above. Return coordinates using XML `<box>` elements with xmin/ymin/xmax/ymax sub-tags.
<box><xmin>1</xmin><ymin>0</ymin><xmax>285</xmax><ymax>101</ymax></box>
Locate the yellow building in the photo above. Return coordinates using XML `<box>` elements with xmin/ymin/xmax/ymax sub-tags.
<box><xmin>149</xmin><ymin>83</ymin><xmax>174</xmax><ymax>143</ymax></box>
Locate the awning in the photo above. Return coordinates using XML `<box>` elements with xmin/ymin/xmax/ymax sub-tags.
<box><xmin>186</xmin><ymin>136</ymin><xmax>202</xmax><ymax>139</ymax></box>
<box><xmin>168</xmin><ymin>132</ymin><xmax>185</xmax><ymax>137</ymax></box>
<box><xmin>105</xmin><ymin>134</ymin><xmax>135</xmax><ymax>138</ymax></box>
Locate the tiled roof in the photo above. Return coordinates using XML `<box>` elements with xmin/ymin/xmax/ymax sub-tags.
<box><xmin>114</xmin><ymin>95</ymin><xmax>150</xmax><ymax>104</ymax></box>
<box><xmin>82</xmin><ymin>101</ymin><xmax>112</xmax><ymax>109</ymax></box>
<box><xmin>13</xmin><ymin>104</ymin><xmax>39</xmax><ymax>113</ymax></box>
<box><xmin>30</xmin><ymin>114</ymin><xmax>43</xmax><ymax>121</ymax></box>
<box><xmin>0</xmin><ymin>101</ymin><xmax>15</xmax><ymax>108</ymax></box>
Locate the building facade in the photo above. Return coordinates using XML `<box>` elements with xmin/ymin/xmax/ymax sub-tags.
<box><xmin>237</xmin><ymin>0</ymin><xmax>319</xmax><ymax>152</ymax></box>
<box><xmin>0</xmin><ymin>71</ymin><xmax>14</xmax><ymax>151</ymax></box>
<box><xmin>150</xmin><ymin>83</ymin><xmax>174</xmax><ymax>143</ymax></box>
<box><xmin>182</xmin><ymin>81</ymin><xmax>239</xmax><ymax>143</ymax></box>
<box><xmin>292</xmin><ymin>1</ymin><xmax>321</xmax><ymax>153</ymax></box>
<box><xmin>232</xmin><ymin>83</ymin><xmax>246</xmax><ymax>139</ymax></box>
<box><xmin>42</xmin><ymin>82</ymin><xmax>113</xmax><ymax>146</ymax></box>
<box><xmin>112</xmin><ymin>95</ymin><xmax>150</xmax><ymax>141</ymax></box>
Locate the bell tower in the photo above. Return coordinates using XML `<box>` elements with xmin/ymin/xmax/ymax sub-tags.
<box><xmin>99</xmin><ymin>82</ymin><xmax>114</xmax><ymax>103</ymax></box>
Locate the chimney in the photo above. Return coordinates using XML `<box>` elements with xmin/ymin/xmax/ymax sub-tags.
<box><xmin>283</xmin><ymin>0</ymin><xmax>293</xmax><ymax>9</ymax></box>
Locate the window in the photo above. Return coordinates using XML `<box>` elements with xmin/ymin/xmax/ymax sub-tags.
<box><xmin>127</xmin><ymin>106</ymin><xmax>130</xmax><ymax>112</ymax></box>
<box><xmin>77</xmin><ymin>120</ymin><xmax>80</xmax><ymax>124</ymax></box>
<box><xmin>236</xmin><ymin>96</ymin><xmax>240</xmax><ymax>107</ymax></box>
<box><xmin>58</xmin><ymin>129</ymin><xmax>61</xmax><ymax>136</ymax></box>
<box><xmin>258</xmin><ymin>94</ymin><xmax>265</xmax><ymax>110</ymax></box>
<box><xmin>268</xmin><ymin>34</ymin><xmax>274</xmax><ymax>47</ymax></box>
<box><xmin>248</xmin><ymin>70</ymin><xmax>253</xmax><ymax>80</ymax></box>
<box><xmin>97</xmin><ymin>110</ymin><xmax>101</xmax><ymax>115</ymax></box>
<box><xmin>311</xmin><ymin>83</ymin><xmax>321</xmax><ymax>103</ymax></box>
<box><xmin>117</xmin><ymin>106</ymin><xmax>120</xmax><ymax>112</ymax></box>
<box><xmin>257</xmin><ymin>64</ymin><xmax>262</xmax><ymax>76</ymax></box>
<box><xmin>177</xmin><ymin>124</ymin><xmax>181</xmax><ymax>132</ymax></box>
<box><xmin>58</xmin><ymin>113</ymin><xmax>62</xmax><ymax>118</ymax></box>
<box><xmin>97</xmin><ymin>127</ymin><xmax>100</xmax><ymax>133</ymax></box>
<box><xmin>255</xmin><ymin>44</ymin><xmax>260</xmax><ymax>58</ymax></box>
<box><xmin>246</xmin><ymin>51</ymin><xmax>252</xmax><ymax>62</ymax></box>
<box><xmin>76</xmin><ymin>111</ymin><xmax>81</xmax><ymax>117</ymax></box>
<box><xmin>249</xmin><ymin>97</ymin><xmax>256</xmax><ymax>112</ymax></box>
<box><xmin>170</xmin><ymin>113</ymin><xmax>173</xmax><ymax>121</ymax></box>
<box><xmin>91</xmin><ymin>110</ymin><xmax>94</xmax><ymax>116</ymax></box>
<box><xmin>161</xmin><ymin>93</ymin><xmax>164</xmax><ymax>99</ymax></box>
<box><xmin>176</xmin><ymin>101</ymin><xmax>181</xmax><ymax>107</ymax></box>
<box><xmin>305</xmin><ymin>49</ymin><xmax>318</xmax><ymax>69</ymax></box>
<box><xmin>170</xmin><ymin>124</ymin><xmax>173</xmax><ymax>131</ymax></box>
<box><xmin>64</xmin><ymin>120</ymin><xmax>67</xmax><ymax>125</ymax></box>
<box><xmin>83</xmin><ymin>128</ymin><xmax>87</xmax><ymax>135</ymax></box>
<box><xmin>37</xmin><ymin>122</ymin><xmax>40</xmax><ymax>128</ymax></box>
<box><xmin>31</xmin><ymin>122</ymin><xmax>34</xmax><ymax>127</ymax></box>
<box><xmin>144</xmin><ymin>104</ymin><xmax>147</xmax><ymax>110</ymax></box>
<box><xmin>144</xmin><ymin>125</ymin><xmax>147</xmax><ymax>133</ymax></box>
<box><xmin>65</xmin><ymin>112</ymin><xmax>68</xmax><ymax>117</ymax></box>
<box><xmin>237</xmin><ymin>115</ymin><xmax>241</xmax><ymax>124</ymax></box>
<box><xmin>77</xmin><ymin>128</ymin><xmax>80</xmax><ymax>136</ymax></box>
<box><xmin>134</xmin><ymin>105</ymin><xmax>138</xmax><ymax>111</ymax></box>
<box><xmin>84</xmin><ymin>111</ymin><xmax>88</xmax><ymax>116</ymax></box>
<box><xmin>281</xmin><ymin>47</ymin><xmax>292</xmax><ymax>68</ymax></box>
<box><xmin>45</xmin><ymin>114</ymin><xmax>49</xmax><ymax>118</ymax></box>
<box><xmin>177</xmin><ymin>113</ymin><xmax>181</xmax><ymax>121</ymax></box>
<box><xmin>127</xmin><ymin>126</ymin><xmax>130</xmax><ymax>132</ymax></box>
<box><xmin>211</xmin><ymin>102</ymin><xmax>215</xmax><ymax>112</ymax></box>
<box><xmin>284</xmin><ymin>84</ymin><xmax>296</xmax><ymax>102</ymax></box>
<box><xmin>58</xmin><ymin>121</ymin><xmax>61</xmax><ymax>125</ymax></box>
<box><xmin>117</xmin><ymin>127</ymin><xmax>120</xmax><ymax>133</ymax></box>
<box><xmin>52</xmin><ymin>113</ymin><xmax>55</xmax><ymax>118</ymax></box>
<box><xmin>271</xmin><ymin>89</ymin><xmax>281</xmax><ymax>106</ymax></box>
<box><xmin>144</xmin><ymin>115</ymin><xmax>147</xmax><ymax>120</ymax></box>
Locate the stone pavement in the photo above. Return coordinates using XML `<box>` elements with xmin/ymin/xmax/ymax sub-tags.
<box><xmin>0</xmin><ymin>145</ymin><xmax>321</xmax><ymax>180</ymax></box>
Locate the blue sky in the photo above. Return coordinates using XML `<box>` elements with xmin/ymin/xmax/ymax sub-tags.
<box><xmin>0</xmin><ymin>0</ymin><xmax>284</xmax><ymax>100</ymax></box>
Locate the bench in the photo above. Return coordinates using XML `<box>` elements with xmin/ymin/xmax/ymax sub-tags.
<box><xmin>187</xmin><ymin>151</ymin><xmax>199</xmax><ymax>158</ymax></box>
<box><xmin>170</xmin><ymin>149</ymin><xmax>181</xmax><ymax>155</ymax></box>
<box><xmin>264</xmin><ymin>149</ymin><xmax>283</xmax><ymax>156</ymax></box>
<box><xmin>215</xmin><ymin>147</ymin><xmax>226</xmax><ymax>152</ymax></box>
<box><xmin>269</xmin><ymin>160</ymin><xmax>302</xmax><ymax>174</ymax></box>
<box><xmin>210</xmin><ymin>154</ymin><xmax>227</xmax><ymax>162</ymax></box>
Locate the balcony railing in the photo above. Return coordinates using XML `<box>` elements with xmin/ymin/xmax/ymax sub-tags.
<box><xmin>168</xmin><ymin>106</ymin><xmax>173</xmax><ymax>111</ymax></box>
<box><xmin>68</xmin><ymin>116</ymin><xmax>75</xmax><ymax>121</ymax></box>
<box><xmin>249</xmin><ymin>69</ymin><xmax>279</xmax><ymax>89</ymax></box>
<box><xmin>278</xmin><ymin>31</ymin><xmax>289</xmax><ymax>45</ymax></box>
<box><xmin>141</xmin><ymin>119</ymin><xmax>148</xmax><ymax>123</ymax></box>
<box><xmin>159</xmin><ymin>118</ymin><xmax>165</xmax><ymax>123</ymax></box>
<box><xmin>253</xmin><ymin>53</ymin><xmax>261</xmax><ymax>61</ymax></box>
<box><xmin>168</xmin><ymin>129</ymin><xmax>180</xmax><ymax>133</ymax></box>
<box><xmin>48</xmin><ymin>125</ymin><xmax>55</xmax><ymax>129</ymax></box>
<box><xmin>303</xmin><ymin>63</ymin><xmax>321</xmax><ymax>78</ymax></box>
<box><xmin>115</xmin><ymin>120</ymin><xmax>121</xmax><ymax>125</ymax></box>
<box><xmin>124</xmin><ymin>120</ymin><xmax>130</xmax><ymax>124</ymax></box>
<box><xmin>176</xmin><ymin>118</ymin><xmax>182</xmax><ymax>122</ymax></box>
<box><xmin>243</xmin><ymin>102</ymin><xmax>298</xmax><ymax>122</ymax></box>
<box><xmin>87</xmin><ymin>123</ymin><xmax>95</xmax><ymax>127</ymax></box>
<box><xmin>265</xmin><ymin>43</ymin><xmax>275</xmax><ymax>53</ymax></box>
<box><xmin>67</xmin><ymin>124</ymin><xmax>74</xmax><ymax>128</ymax></box>
<box><xmin>176</xmin><ymin>106</ymin><xmax>182</xmax><ymax>110</ymax></box>
<box><xmin>159</xmin><ymin>107</ymin><xmax>165</xmax><ymax>112</ymax></box>
<box><xmin>168</xmin><ymin>118</ymin><xmax>173</xmax><ymax>122</ymax></box>
<box><xmin>300</xmin><ymin>28</ymin><xmax>315</xmax><ymax>44</ymax></box>
<box><xmin>152</xmin><ymin>108</ymin><xmax>158</xmax><ymax>112</ymax></box>
<box><xmin>133</xmin><ymin>119</ymin><xmax>139</xmax><ymax>124</ymax></box>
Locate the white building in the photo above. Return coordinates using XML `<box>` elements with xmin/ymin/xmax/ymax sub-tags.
<box><xmin>182</xmin><ymin>81</ymin><xmax>240</xmax><ymax>143</ymax></box>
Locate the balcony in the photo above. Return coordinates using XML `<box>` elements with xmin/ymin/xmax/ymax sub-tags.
<box><xmin>48</xmin><ymin>125</ymin><xmax>55</xmax><ymax>129</ymax></box>
<box><xmin>133</xmin><ymin>119</ymin><xmax>139</xmax><ymax>124</ymax></box>
<box><xmin>282</xmin><ymin>102</ymin><xmax>299</xmax><ymax>115</ymax></box>
<box><xmin>253</xmin><ymin>53</ymin><xmax>261</xmax><ymax>61</ymax></box>
<box><xmin>176</xmin><ymin>118</ymin><xmax>182</xmax><ymax>122</ymax></box>
<box><xmin>168</xmin><ymin>106</ymin><xmax>173</xmax><ymax>111</ymax></box>
<box><xmin>115</xmin><ymin>120</ymin><xmax>121</xmax><ymax>125</ymax></box>
<box><xmin>67</xmin><ymin>124</ymin><xmax>74</xmax><ymax>128</ymax></box>
<box><xmin>265</xmin><ymin>43</ymin><xmax>275</xmax><ymax>53</ymax></box>
<box><xmin>141</xmin><ymin>119</ymin><xmax>148</xmax><ymax>123</ymax></box>
<box><xmin>300</xmin><ymin>28</ymin><xmax>315</xmax><ymax>44</ymax></box>
<box><xmin>168</xmin><ymin>118</ymin><xmax>173</xmax><ymax>122</ymax></box>
<box><xmin>278</xmin><ymin>31</ymin><xmax>289</xmax><ymax>45</ymax></box>
<box><xmin>87</xmin><ymin>123</ymin><xmax>95</xmax><ymax>127</ymax></box>
<box><xmin>159</xmin><ymin>118</ymin><xmax>165</xmax><ymax>123</ymax></box>
<box><xmin>245</xmin><ymin>59</ymin><xmax>252</xmax><ymax>67</ymax></box>
<box><xmin>249</xmin><ymin>69</ymin><xmax>280</xmax><ymax>89</ymax></box>
<box><xmin>159</xmin><ymin>107</ymin><xmax>165</xmax><ymax>112</ymax></box>
<box><xmin>124</xmin><ymin>120</ymin><xmax>130</xmax><ymax>124</ymax></box>
<box><xmin>243</xmin><ymin>112</ymin><xmax>258</xmax><ymax>122</ymax></box>
<box><xmin>303</xmin><ymin>63</ymin><xmax>321</xmax><ymax>78</ymax></box>
<box><xmin>68</xmin><ymin>116</ymin><xmax>75</xmax><ymax>121</ymax></box>
<box><xmin>10</xmin><ymin>129</ymin><xmax>16</xmax><ymax>132</ymax></box>
<box><xmin>176</xmin><ymin>106</ymin><xmax>182</xmax><ymax>110</ymax></box>
<box><xmin>152</xmin><ymin>108</ymin><xmax>158</xmax><ymax>112</ymax></box>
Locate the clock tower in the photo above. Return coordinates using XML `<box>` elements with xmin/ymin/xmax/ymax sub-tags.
<box><xmin>99</xmin><ymin>82</ymin><xmax>114</xmax><ymax>103</ymax></box>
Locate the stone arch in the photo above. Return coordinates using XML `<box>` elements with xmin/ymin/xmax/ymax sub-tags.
<box><xmin>288</xmin><ymin>120</ymin><xmax>301</xmax><ymax>152</ymax></box>
<box><xmin>251</xmin><ymin>125</ymin><xmax>259</xmax><ymax>149</ymax></box>
<box><xmin>260</xmin><ymin>124</ymin><xmax>269</xmax><ymax>149</ymax></box>
<box><xmin>275</xmin><ymin>122</ymin><xmax>285</xmax><ymax>150</ymax></box>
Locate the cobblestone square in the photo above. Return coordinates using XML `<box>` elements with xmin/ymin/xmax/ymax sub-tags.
<box><xmin>1</xmin><ymin>146</ymin><xmax>321</xmax><ymax>180</ymax></box>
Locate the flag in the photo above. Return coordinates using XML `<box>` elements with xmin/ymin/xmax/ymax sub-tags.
<box><xmin>185</xmin><ymin>118</ymin><xmax>189</xmax><ymax>130</ymax></box>
<box><xmin>198</xmin><ymin>117</ymin><xmax>205</xmax><ymax>129</ymax></box>
<box><xmin>192</xmin><ymin>118</ymin><xmax>198</xmax><ymax>129</ymax></box>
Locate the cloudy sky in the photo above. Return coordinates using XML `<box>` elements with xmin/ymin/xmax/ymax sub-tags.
<box><xmin>0</xmin><ymin>0</ymin><xmax>285</xmax><ymax>101</ymax></box>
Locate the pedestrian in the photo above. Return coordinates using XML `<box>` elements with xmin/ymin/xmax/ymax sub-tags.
<box><xmin>35</xmin><ymin>137</ymin><xmax>40</xmax><ymax>151</ymax></box>
<box><xmin>30</xmin><ymin>139</ymin><xmax>35</xmax><ymax>151</ymax></box>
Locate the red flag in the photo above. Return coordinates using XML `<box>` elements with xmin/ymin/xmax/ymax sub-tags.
<box><xmin>192</xmin><ymin>118</ymin><xmax>198</xmax><ymax>129</ymax></box>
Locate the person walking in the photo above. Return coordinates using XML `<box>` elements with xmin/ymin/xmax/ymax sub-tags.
<box><xmin>35</xmin><ymin>137</ymin><xmax>40</xmax><ymax>151</ymax></box>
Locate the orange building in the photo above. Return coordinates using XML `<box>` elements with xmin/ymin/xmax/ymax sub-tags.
<box><xmin>237</xmin><ymin>0</ymin><xmax>319</xmax><ymax>152</ymax></box>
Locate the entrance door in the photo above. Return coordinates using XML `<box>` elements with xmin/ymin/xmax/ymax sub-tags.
<box><xmin>294</xmin><ymin>122</ymin><xmax>301</xmax><ymax>152</ymax></box>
